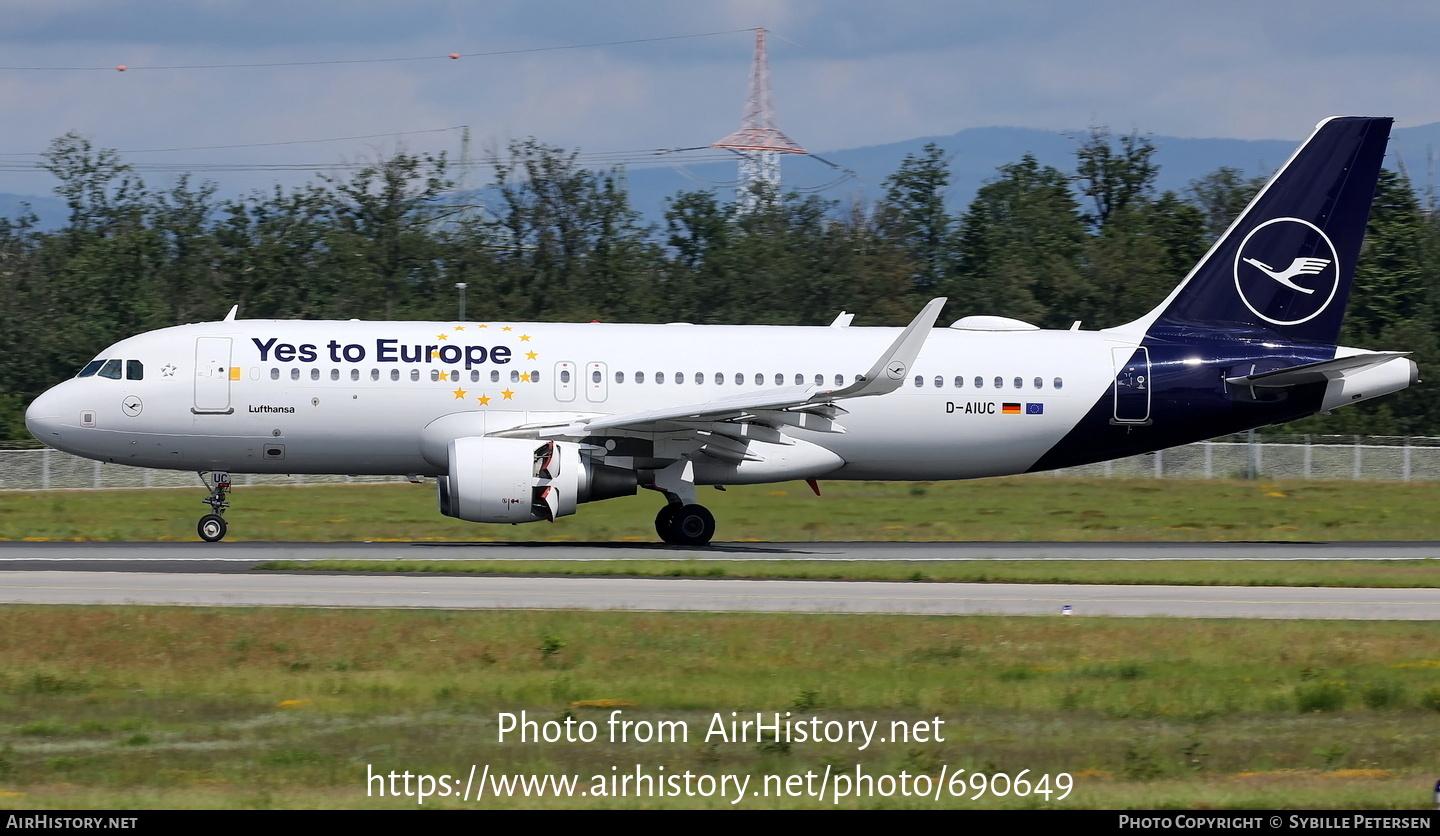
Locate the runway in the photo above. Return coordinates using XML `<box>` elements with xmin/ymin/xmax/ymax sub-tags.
<box><xmin>0</xmin><ymin>540</ymin><xmax>1434</xmax><ymax>619</ymax></box>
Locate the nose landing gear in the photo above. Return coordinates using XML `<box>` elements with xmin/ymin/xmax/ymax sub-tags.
<box><xmin>197</xmin><ymin>471</ymin><xmax>232</xmax><ymax>542</ymax></box>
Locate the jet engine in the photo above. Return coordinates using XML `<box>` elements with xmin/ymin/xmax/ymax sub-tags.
<box><xmin>436</xmin><ymin>437</ymin><xmax>636</xmax><ymax>523</ymax></box>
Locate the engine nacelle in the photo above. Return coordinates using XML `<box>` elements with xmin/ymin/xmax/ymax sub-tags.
<box><xmin>437</xmin><ymin>437</ymin><xmax>636</xmax><ymax>523</ymax></box>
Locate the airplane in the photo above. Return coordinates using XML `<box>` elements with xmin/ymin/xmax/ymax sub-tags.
<box><xmin>23</xmin><ymin>116</ymin><xmax>1418</xmax><ymax>546</ymax></box>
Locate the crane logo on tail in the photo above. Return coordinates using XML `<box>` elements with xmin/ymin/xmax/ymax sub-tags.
<box><xmin>1240</xmin><ymin>256</ymin><xmax>1331</xmax><ymax>294</ymax></box>
<box><xmin>1233</xmin><ymin>217</ymin><xmax>1340</xmax><ymax>326</ymax></box>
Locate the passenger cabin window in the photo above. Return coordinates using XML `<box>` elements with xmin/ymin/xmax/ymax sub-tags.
<box><xmin>675</xmin><ymin>372</ymin><xmax>683</xmax><ymax>384</ymax></box>
<box><xmin>1014</xmin><ymin>376</ymin><xmax>1023</xmax><ymax>389</ymax></box>
<box><xmin>736</xmin><ymin>372</ymin><xmax>745</xmax><ymax>385</ymax></box>
<box><xmin>913</xmin><ymin>375</ymin><xmax>923</xmax><ymax>388</ymax></box>
<box><xmin>1054</xmin><ymin>377</ymin><xmax>1064</xmax><ymax>390</ymax></box>
<box><xmin>490</xmin><ymin>370</ymin><xmax>499</xmax><ymax>383</ymax></box>
<box><xmin>698</xmin><ymin>372</ymin><xmax>706</xmax><ymax>385</ymax></box>
<box><xmin>98</xmin><ymin>359</ymin><xmax>123</xmax><ymax>379</ymax></box>
<box><xmin>126</xmin><ymin>360</ymin><xmax>143</xmax><ymax>380</ymax></box>
<box><xmin>372</xmin><ymin>369</ymin><xmax>381</xmax><ymax>381</ymax></box>
<box><xmin>77</xmin><ymin>360</ymin><xmax>104</xmax><ymax>378</ymax></box>
<box><xmin>411</xmin><ymin>369</ymin><xmax>420</xmax><ymax>381</ymax></box>
<box><xmin>560</xmin><ymin>370</ymin><xmax>571</xmax><ymax>383</ymax></box>
<box><xmin>469</xmin><ymin>370</ymin><xmax>479</xmax><ymax>382</ymax></box>
<box><xmin>529</xmin><ymin>369</ymin><xmax>540</xmax><ymax>383</ymax></box>
<box><xmin>657</xmin><ymin>372</ymin><xmax>666</xmax><ymax>384</ymax></box>
<box><xmin>955</xmin><ymin>376</ymin><xmax>964</xmax><ymax>388</ymax></box>
<box><xmin>351</xmin><ymin>369</ymin><xmax>360</xmax><ymax>381</ymax></box>
<box><xmin>616</xmin><ymin>371</ymin><xmax>626</xmax><ymax>384</ymax></box>
<box><xmin>331</xmin><ymin>369</ymin><xmax>341</xmax><ymax>381</ymax></box>
<box><xmin>270</xmin><ymin>368</ymin><xmax>280</xmax><ymax>380</ymax></box>
<box><xmin>934</xmin><ymin>376</ymin><xmax>943</xmax><ymax>388</ymax></box>
<box><xmin>593</xmin><ymin>370</ymin><xmax>602</xmax><ymax>383</ymax></box>
<box><xmin>755</xmin><ymin>373</ymin><xmax>763</xmax><ymax>385</ymax></box>
<box><xmin>635</xmin><ymin>371</ymin><xmax>645</xmax><ymax>383</ymax></box>
<box><xmin>291</xmin><ymin>368</ymin><xmax>301</xmax><ymax>381</ymax></box>
<box><xmin>974</xmin><ymin>376</ymin><xmax>984</xmax><ymax>388</ymax></box>
<box><xmin>795</xmin><ymin>373</ymin><xmax>804</xmax><ymax>385</ymax></box>
<box><xmin>391</xmin><ymin>369</ymin><xmax>400</xmax><ymax>381</ymax></box>
<box><xmin>1034</xmin><ymin>377</ymin><xmax>1043</xmax><ymax>389</ymax></box>
<box><xmin>994</xmin><ymin>376</ymin><xmax>1004</xmax><ymax>389</ymax></box>
<box><xmin>714</xmin><ymin>372</ymin><xmax>724</xmax><ymax>385</ymax></box>
<box><xmin>310</xmin><ymin>368</ymin><xmax>320</xmax><ymax>381</ymax></box>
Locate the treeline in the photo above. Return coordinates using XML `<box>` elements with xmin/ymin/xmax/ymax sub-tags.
<box><xmin>2</xmin><ymin>129</ymin><xmax>1439</xmax><ymax>439</ymax></box>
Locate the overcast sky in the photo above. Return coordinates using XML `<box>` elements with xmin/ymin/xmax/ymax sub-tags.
<box><xmin>3</xmin><ymin>1</ymin><xmax>1439</xmax><ymax>195</ymax></box>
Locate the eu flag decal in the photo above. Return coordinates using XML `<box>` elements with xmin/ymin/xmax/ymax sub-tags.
<box><xmin>1026</xmin><ymin>403</ymin><xmax>1044</xmax><ymax>415</ymax></box>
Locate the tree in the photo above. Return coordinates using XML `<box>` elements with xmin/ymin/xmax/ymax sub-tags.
<box><xmin>879</xmin><ymin>142</ymin><xmax>954</xmax><ymax>293</ymax></box>
<box><xmin>1344</xmin><ymin>169</ymin><xmax>1427</xmax><ymax>341</ymax></box>
<box><xmin>485</xmin><ymin>139</ymin><xmax>657</xmax><ymax>320</ymax></box>
<box><xmin>1187</xmin><ymin>166</ymin><xmax>1266</xmax><ymax>241</ymax></box>
<box><xmin>1074</xmin><ymin>128</ymin><xmax>1158</xmax><ymax>229</ymax></box>
<box><xmin>324</xmin><ymin>151</ymin><xmax>455</xmax><ymax>319</ymax></box>
<box><xmin>952</xmin><ymin>155</ymin><xmax>1087</xmax><ymax>326</ymax></box>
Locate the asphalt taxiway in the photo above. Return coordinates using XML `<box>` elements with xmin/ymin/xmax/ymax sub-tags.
<box><xmin>0</xmin><ymin>569</ymin><xmax>1434</xmax><ymax>618</ymax></box>
<box><xmin>0</xmin><ymin>540</ymin><xmax>1434</xmax><ymax>619</ymax></box>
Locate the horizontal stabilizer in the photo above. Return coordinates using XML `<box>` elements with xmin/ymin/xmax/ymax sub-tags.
<box><xmin>1225</xmin><ymin>352</ymin><xmax>1410</xmax><ymax>387</ymax></box>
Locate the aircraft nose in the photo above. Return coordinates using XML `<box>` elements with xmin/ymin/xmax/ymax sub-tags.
<box><xmin>24</xmin><ymin>388</ymin><xmax>64</xmax><ymax>446</ymax></box>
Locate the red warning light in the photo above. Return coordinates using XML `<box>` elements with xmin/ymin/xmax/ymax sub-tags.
<box><xmin>448</xmin><ymin>53</ymin><xmax>460</xmax><ymax>59</ymax></box>
<box><xmin>115</xmin><ymin>65</ymin><xmax>127</xmax><ymax>72</ymax></box>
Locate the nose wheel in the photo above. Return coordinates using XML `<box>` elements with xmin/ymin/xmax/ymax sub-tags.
<box><xmin>654</xmin><ymin>503</ymin><xmax>715</xmax><ymax>546</ymax></box>
<box><xmin>198</xmin><ymin>514</ymin><xmax>228</xmax><ymax>542</ymax></box>
<box><xmin>197</xmin><ymin>471</ymin><xmax>232</xmax><ymax>542</ymax></box>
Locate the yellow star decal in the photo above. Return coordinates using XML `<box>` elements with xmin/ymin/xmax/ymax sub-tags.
<box><xmin>436</xmin><ymin>333</ymin><xmax>448</xmax><ymax>340</ymax></box>
<box><xmin>453</xmin><ymin>326</ymin><xmax>465</xmax><ymax>331</ymax></box>
<box><xmin>501</xmin><ymin>389</ymin><xmax>515</xmax><ymax>400</ymax></box>
<box><xmin>452</xmin><ymin>388</ymin><xmax>467</xmax><ymax>399</ymax></box>
<box><xmin>476</xmin><ymin>394</ymin><xmax>491</xmax><ymax>405</ymax></box>
<box><xmin>477</xmin><ymin>324</ymin><xmax>488</xmax><ymax>329</ymax></box>
<box><xmin>429</xmin><ymin>350</ymin><xmax>438</xmax><ymax>359</ymax></box>
<box><xmin>519</xmin><ymin>334</ymin><xmax>532</xmax><ymax>342</ymax></box>
<box><xmin>501</xmin><ymin>326</ymin><xmax>513</xmax><ymax>332</ymax></box>
<box><xmin>525</xmin><ymin>351</ymin><xmax>538</xmax><ymax>361</ymax></box>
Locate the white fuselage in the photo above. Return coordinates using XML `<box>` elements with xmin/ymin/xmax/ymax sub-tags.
<box><xmin>25</xmin><ymin>318</ymin><xmax>1132</xmax><ymax>482</ymax></box>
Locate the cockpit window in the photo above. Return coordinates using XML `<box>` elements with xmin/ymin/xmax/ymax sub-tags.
<box><xmin>126</xmin><ymin>360</ymin><xmax>143</xmax><ymax>380</ymax></box>
<box><xmin>77</xmin><ymin>360</ymin><xmax>104</xmax><ymax>378</ymax></box>
<box><xmin>98</xmin><ymin>359</ymin><xmax>123</xmax><ymax>379</ymax></box>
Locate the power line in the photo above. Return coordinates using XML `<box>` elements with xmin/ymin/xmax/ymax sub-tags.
<box><xmin>0</xmin><ymin>28</ymin><xmax>756</xmax><ymax>72</ymax></box>
<box><xmin>0</xmin><ymin>126</ymin><xmax>470</xmax><ymax>157</ymax></box>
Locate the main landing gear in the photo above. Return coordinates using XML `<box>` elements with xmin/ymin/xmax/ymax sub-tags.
<box><xmin>654</xmin><ymin>503</ymin><xmax>716</xmax><ymax>547</ymax></box>
<box><xmin>649</xmin><ymin>459</ymin><xmax>716</xmax><ymax>546</ymax></box>
<box><xmin>197</xmin><ymin>471</ymin><xmax>232</xmax><ymax>542</ymax></box>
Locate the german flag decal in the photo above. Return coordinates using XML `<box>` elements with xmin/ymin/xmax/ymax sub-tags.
<box><xmin>1002</xmin><ymin>403</ymin><xmax>1022</xmax><ymax>414</ymax></box>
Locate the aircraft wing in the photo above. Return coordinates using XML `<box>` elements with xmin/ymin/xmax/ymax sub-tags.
<box><xmin>497</xmin><ymin>298</ymin><xmax>947</xmax><ymax>439</ymax></box>
<box><xmin>1225</xmin><ymin>352</ymin><xmax>1410</xmax><ymax>387</ymax></box>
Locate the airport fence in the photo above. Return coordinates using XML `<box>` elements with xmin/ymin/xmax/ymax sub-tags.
<box><xmin>2</xmin><ymin>434</ymin><xmax>1440</xmax><ymax>490</ymax></box>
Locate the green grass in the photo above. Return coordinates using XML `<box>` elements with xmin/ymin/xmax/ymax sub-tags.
<box><xmin>256</xmin><ymin>558</ymin><xmax>1440</xmax><ymax>588</ymax></box>
<box><xmin>0</xmin><ymin>606</ymin><xmax>1437</xmax><ymax>809</ymax></box>
<box><xmin>1</xmin><ymin>476</ymin><xmax>1438</xmax><ymax>542</ymax></box>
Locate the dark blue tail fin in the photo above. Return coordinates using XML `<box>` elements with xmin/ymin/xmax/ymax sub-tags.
<box><xmin>1136</xmin><ymin>116</ymin><xmax>1392</xmax><ymax>344</ymax></box>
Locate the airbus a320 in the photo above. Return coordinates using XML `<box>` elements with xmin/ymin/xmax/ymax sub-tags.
<box><xmin>25</xmin><ymin>116</ymin><xmax>1416</xmax><ymax>545</ymax></box>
